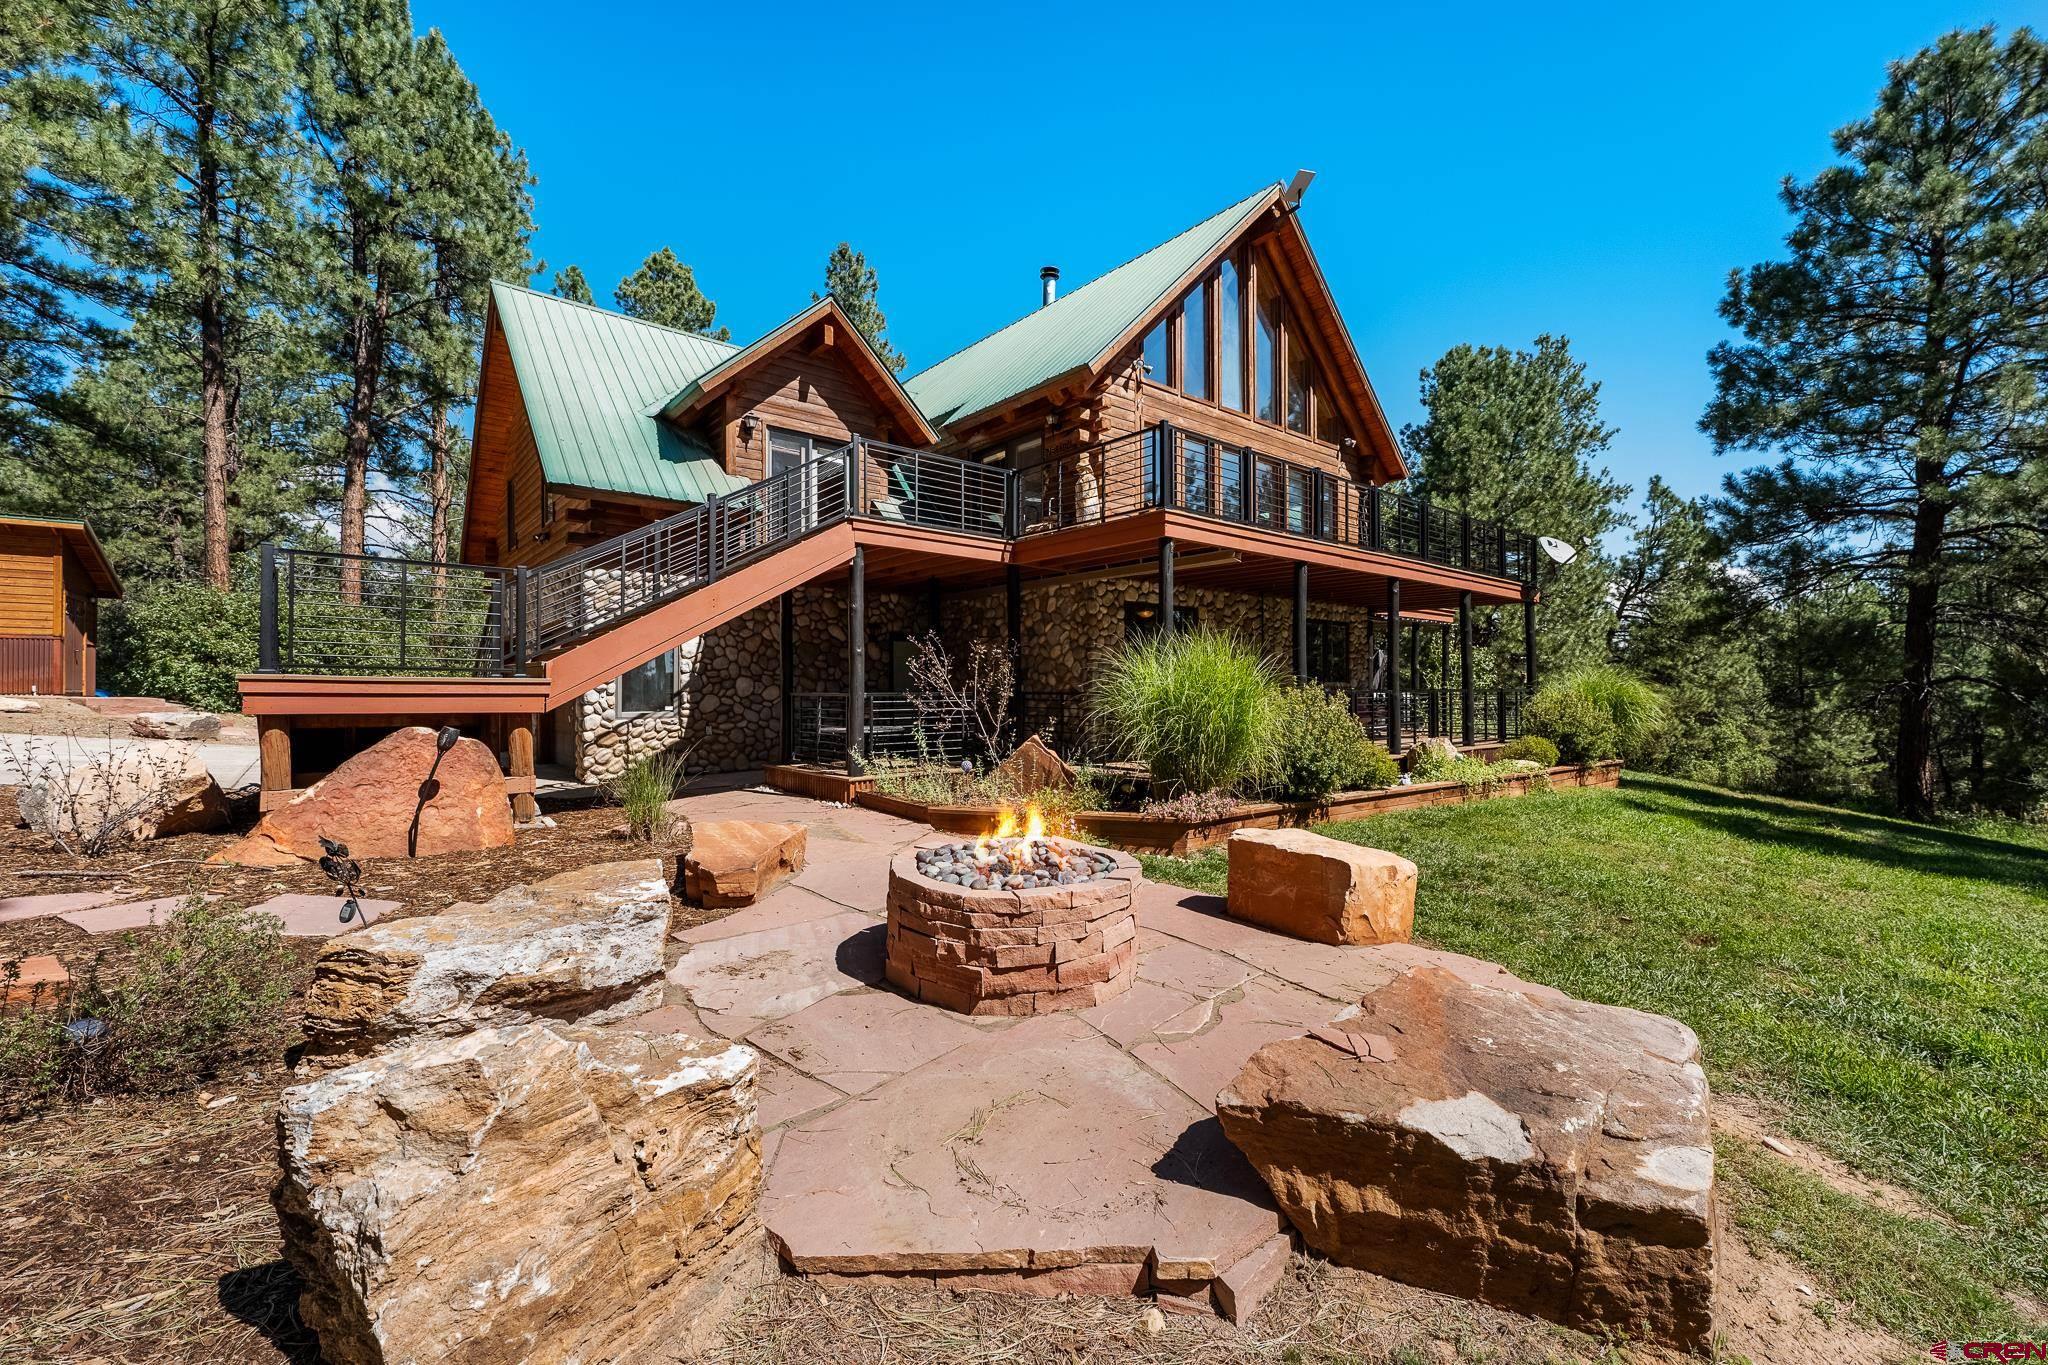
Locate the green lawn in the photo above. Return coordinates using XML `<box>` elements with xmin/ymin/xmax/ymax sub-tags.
<box><xmin>1141</xmin><ymin>774</ymin><xmax>2048</xmax><ymax>1342</ymax></box>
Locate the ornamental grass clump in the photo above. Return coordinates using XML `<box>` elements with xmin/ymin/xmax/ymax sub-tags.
<box><xmin>1091</xmin><ymin>631</ymin><xmax>1279</xmax><ymax>795</ymax></box>
<box><xmin>604</xmin><ymin>746</ymin><xmax>693</xmax><ymax>844</ymax></box>
<box><xmin>1525</xmin><ymin>667</ymin><xmax>1669</xmax><ymax>765</ymax></box>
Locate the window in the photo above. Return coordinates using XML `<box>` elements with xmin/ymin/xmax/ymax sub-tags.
<box><xmin>1218</xmin><ymin>257</ymin><xmax>1244</xmax><ymax>410</ymax></box>
<box><xmin>1307</xmin><ymin>620</ymin><xmax>1350</xmax><ymax>686</ymax></box>
<box><xmin>1141</xmin><ymin>316</ymin><xmax>1170</xmax><ymax>386</ymax></box>
<box><xmin>620</xmin><ymin>649</ymin><xmax>675</xmax><ymax>713</ymax></box>
<box><xmin>1124</xmin><ymin>601</ymin><xmax>1199</xmax><ymax>640</ymax></box>
<box><xmin>1182</xmin><ymin>281</ymin><xmax>1211</xmax><ymax>401</ymax></box>
<box><xmin>1287</xmin><ymin>328</ymin><xmax>1312</xmax><ymax>434</ymax></box>
<box><xmin>1255</xmin><ymin>281</ymin><xmax>1281</xmax><ymax>423</ymax></box>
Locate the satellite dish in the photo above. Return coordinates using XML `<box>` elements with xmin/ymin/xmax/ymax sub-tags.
<box><xmin>1537</xmin><ymin>535</ymin><xmax>1578</xmax><ymax>565</ymax></box>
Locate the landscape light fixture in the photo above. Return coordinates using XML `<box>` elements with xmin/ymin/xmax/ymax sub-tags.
<box><xmin>405</xmin><ymin>726</ymin><xmax>463</xmax><ymax>859</ymax></box>
<box><xmin>1537</xmin><ymin>536</ymin><xmax>1578</xmax><ymax>566</ymax></box>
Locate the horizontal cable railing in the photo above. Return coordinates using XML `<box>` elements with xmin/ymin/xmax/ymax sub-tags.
<box><xmin>1015</xmin><ymin>421</ymin><xmax>1539</xmax><ymax>582</ymax></box>
<box><xmin>790</xmin><ymin>692</ymin><xmax>848</xmax><ymax>766</ymax></box>
<box><xmin>259</xmin><ymin>545</ymin><xmax>519</xmax><ymax>677</ymax></box>
<box><xmin>785</xmin><ymin>683</ymin><xmax>1524</xmax><ymax>772</ymax></box>
<box><xmin>261</xmin><ymin>439</ymin><xmax>1021</xmax><ymax>678</ymax></box>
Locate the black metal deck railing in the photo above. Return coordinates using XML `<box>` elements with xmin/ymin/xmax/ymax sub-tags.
<box><xmin>258</xmin><ymin>545</ymin><xmax>520</xmax><ymax>676</ymax></box>
<box><xmin>257</xmin><ymin>424</ymin><xmax>1539</xmax><ymax>680</ymax></box>
<box><xmin>258</xmin><ymin>439</ymin><xmax>1016</xmax><ymax>677</ymax></box>
<box><xmin>785</xmin><ymin>685</ymin><xmax>1523</xmax><ymax>769</ymax></box>
<box><xmin>1016</xmin><ymin>422</ymin><xmax>1538</xmax><ymax>582</ymax></box>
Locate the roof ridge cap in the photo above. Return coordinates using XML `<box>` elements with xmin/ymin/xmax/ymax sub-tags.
<box><xmin>903</xmin><ymin>183</ymin><xmax>1279</xmax><ymax>388</ymax></box>
<box><xmin>492</xmin><ymin>278</ymin><xmax>743</xmax><ymax>351</ymax></box>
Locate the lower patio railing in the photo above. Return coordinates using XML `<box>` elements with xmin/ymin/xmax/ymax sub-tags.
<box><xmin>786</xmin><ymin>685</ymin><xmax>1523</xmax><ymax>769</ymax></box>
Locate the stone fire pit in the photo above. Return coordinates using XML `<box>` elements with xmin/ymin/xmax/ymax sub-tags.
<box><xmin>884</xmin><ymin>835</ymin><xmax>1141</xmax><ymax>1016</ymax></box>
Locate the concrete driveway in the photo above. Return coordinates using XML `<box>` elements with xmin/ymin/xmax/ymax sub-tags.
<box><xmin>0</xmin><ymin>733</ymin><xmax>261</xmax><ymax>790</ymax></box>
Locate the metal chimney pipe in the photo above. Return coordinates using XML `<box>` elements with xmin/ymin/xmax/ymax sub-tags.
<box><xmin>1040</xmin><ymin>265</ymin><xmax>1059</xmax><ymax>307</ymax></box>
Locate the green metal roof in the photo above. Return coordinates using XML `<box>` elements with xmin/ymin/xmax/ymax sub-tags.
<box><xmin>490</xmin><ymin>280</ymin><xmax>752</xmax><ymax>504</ymax></box>
<box><xmin>903</xmin><ymin>185</ymin><xmax>1280</xmax><ymax>430</ymax></box>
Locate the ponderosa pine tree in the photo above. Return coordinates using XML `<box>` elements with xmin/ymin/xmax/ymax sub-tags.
<box><xmin>550</xmin><ymin>264</ymin><xmax>592</xmax><ymax>304</ymax></box>
<box><xmin>0</xmin><ymin>1</ymin><xmax>131</xmax><ymax>469</ymax></box>
<box><xmin>401</xmin><ymin>29</ymin><xmax>532</xmax><ymax>567</ymax></box>
<box><xmin>615</xmin><ymin>246</ymin><xmax>727</xmax><ymax>339</ymax></box>
<box><xmin>816</xmin><ymin>242</ymin><xmax>903</xmax><ymax>371</ymax></box>
<box><xmin>1704</xmin><ymin>26</ymin><xmax>2048</xmax><ymax>819</ymax></box>
<box><xmin>1401</xmin><ymin>334</ymin><xmax>1628</xmax><ymax>682</ymax></box>
<box><xmin>300</xmin><ymin>0</ymin><xmax>424</xmax><ymax>597</ymax></box>
<box><xmin>73</xmin><ymin>0</ymin><xmax>304</xmax><ymax>588</ymax></box>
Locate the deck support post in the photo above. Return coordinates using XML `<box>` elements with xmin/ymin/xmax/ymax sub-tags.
<box><xmin>1386</xmin><ymin>578</ymin><xmax>1403</xmax><ymax>756</ymax></box>
<box><xmin>1005</xmin><ymin>565</ymin><xmax>1023</xmax><ymax>742</ymax></box>
<box><xmin>258</xmin><ymin>718</ymin><xmax>292</xmax><ymax>805</ymax></box>
<box><xmin>780</xmin><ymin>590</ymin><xmax>795</xmax><ymax>764</ymax></box>
<box><xmin>258</xmin><ymin>542</ymin><xmax>280</xmax><ymax>672</ymax></box>
<box><xmin>1157</xmin><ymin>537</ymin><xmax>1175</xmax><ymax>634</ymax></box>
<box><xmin>1523</xmin><ymin>584</ymin><xmax>1538</xmax><ymax>694</ymax></box>
<box><xmin>508</xmin><ymin>715</ymin><xmax>538</xmax><ymax>822</ymax></box>
<box><xmin>1459</xmin><ymin>590</ymin><xmax>1475</xmax><ymax>747</ymax></box>
<box><xmin>847</xmin><ymin>546</ymin><xmax>866</xmax><ymax>776</ymax></box>
<box><xmin>1292</xmin><ymin>562</ymin><xmax>1309</xmax><ymax>682</ymax></box>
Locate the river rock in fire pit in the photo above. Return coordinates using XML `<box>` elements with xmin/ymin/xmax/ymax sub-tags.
<box><xmin>885</xmin><ymin>835</ymin><xmax>1141</xmax><ymax>1016</ymax></box>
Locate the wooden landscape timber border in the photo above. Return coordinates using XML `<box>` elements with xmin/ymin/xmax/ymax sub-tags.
<box><xmin>774</xmin><ymin>760</ymin><xmax>1625</xmax><ymax>857</ymax></box>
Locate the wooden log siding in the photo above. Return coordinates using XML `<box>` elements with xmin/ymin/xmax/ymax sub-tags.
<box><xmin>716</xmin><ymin>337</ymin><xmax>890</xmax><ymax>481</ymax></box>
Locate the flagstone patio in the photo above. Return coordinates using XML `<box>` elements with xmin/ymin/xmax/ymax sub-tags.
<box><xmin>651</xmin><ymin>786</ymin><xmax>1506</xmax><ymax>1318</ymax></box>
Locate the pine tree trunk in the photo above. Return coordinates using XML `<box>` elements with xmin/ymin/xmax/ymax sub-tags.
<box><xmin>338</xmin><ymin>223</ymin><xmax>388</xmax><ymax>603</ymax></box>
<box><xmin>195</xmin><ymin>78</ymin><xmax>231</xmax><ymax>590</ymax></box>
<box><xmin>1894</xmin><ymin>464</ymin><xmax>1949</xmax><ymax>821</ymax></box>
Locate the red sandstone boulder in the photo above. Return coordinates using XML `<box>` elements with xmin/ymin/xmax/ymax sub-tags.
<box><xmin>1216</xmin><ymin>964</ymin><xmax>1715</xmax><ymax>1350</ymax></box>
<box><xmin>993</xmin><ymin>734</ymin><xmax>1075</xmax><ymax>797</ymax></box>
<box><xmin>1225</xmin><ymin>828</ymin><xmax>1415</xmax><ymax>945</ymax></box>
<box><xmin>210</xmin><ymin>726</ymin><xmax>514</xmax><ymax>866</ymax></box>
<box><xmin>681</xmin><ymin>820</ymin><xmax>806</xmax><ymax>907</ymax></box>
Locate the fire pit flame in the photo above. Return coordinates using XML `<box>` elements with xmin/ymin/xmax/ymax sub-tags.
<box><xmin>968</xmin><ymin>803</ymin><xmax>1051</xmax><ymax>876</ymax></box>
<box><xmin>916</xmin><ymin>809</ymin><xmax>1118</xmax><ymax>892</ymax></box>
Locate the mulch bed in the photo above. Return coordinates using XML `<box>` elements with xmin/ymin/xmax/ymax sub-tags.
<box><xmin>0</xmin><ymin>787</ymin><xmax>707</xmax><ymax>1364</ymax></box>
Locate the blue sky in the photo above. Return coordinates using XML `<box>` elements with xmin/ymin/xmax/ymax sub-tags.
<box><xmin>422</xmin><ymin>0</ymin><xmax>2035</xmax><ymax>516</ymax></box>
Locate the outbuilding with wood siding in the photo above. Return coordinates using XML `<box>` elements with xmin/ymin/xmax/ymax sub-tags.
<box><xmin>0</xmin><ymin>515</ymin><xmax>122</xmax><ymax>696</ymax></box>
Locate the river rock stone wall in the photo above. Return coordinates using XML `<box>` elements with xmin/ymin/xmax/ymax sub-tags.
<box><xmin>565</xmin><ymin>573</ymin><xmax>1448</xmax><ymax>782</ymax></box>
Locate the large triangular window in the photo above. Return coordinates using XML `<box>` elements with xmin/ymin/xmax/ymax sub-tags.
<box><xmin>1139</xmin><ymin>242</ymin><xmax>1354</xmax><ymax>460</ymax></box>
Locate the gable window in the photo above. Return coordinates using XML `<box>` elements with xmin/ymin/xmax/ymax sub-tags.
<box><xmin>620</xmin><ymin>649</ymin><xmax>676</xmax><ymax>714</ymax></box>
<box><xmin>1136</xmin><ymin>245</ymin><xmax>1350</xmax><ymax>455</ymax></box>
<box><xmin>1255</xmin><ymin>282</ymin><xmax>1281</xmax><ymax>424</ymax></box>
<box><xmin>1287</xmin><ymin>327</ymin><xmax>1312</xmax><ymax>434</ymax></box>
<box><xmin>1218</xmin><ymin>257</ymin><xmax>1244</xmax><ymax>411</ymax></box>
<box><xmin>1141</xmin><ymin>316</ymin><xmax>1171</xmax><ymax>386</ymax></box>
<box><xmin>1182</xmin><ymin>281</ymin><xmax>1211</xmax><ymax>401</ymax></box>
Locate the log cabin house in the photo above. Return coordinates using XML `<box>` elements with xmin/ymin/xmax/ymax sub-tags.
<box><xmin>0</xmin><ymin>515</ymin><xmax>122</xmax><ymax>696</ymax></box>
<box><xmin>240</xmin><ymin>179</ymin><xmax>1545</xmax><ymax>812</ymax></box>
